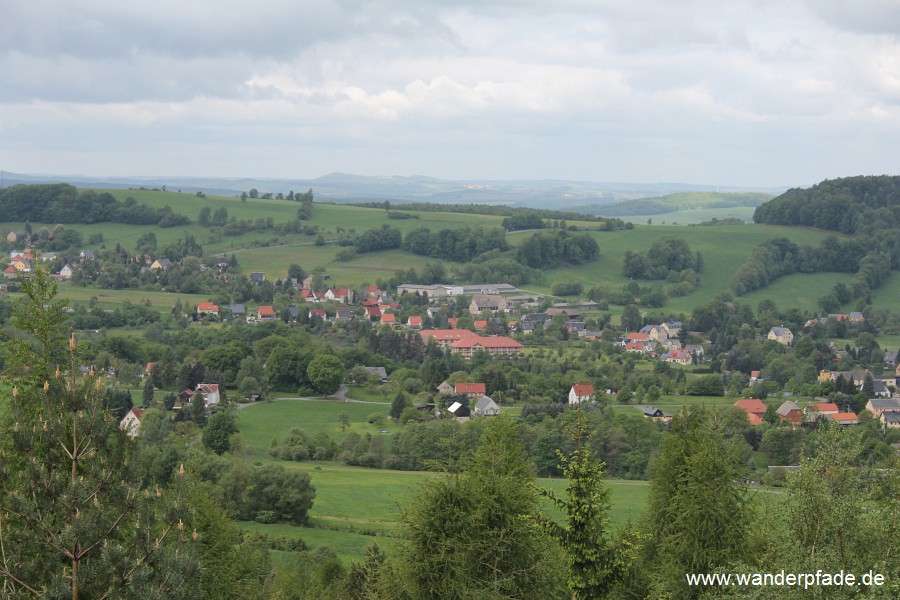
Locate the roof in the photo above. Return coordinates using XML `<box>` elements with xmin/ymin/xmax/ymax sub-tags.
<box><xmin>830</xmin><ymin>412</ymin><xmax>859</xmax><ymax>422</ymax></box>
<box><xmin>633</xmin><ymin>405</ymin><xmax>670</xmax><ymax>418</ymax></box>
<box><xmin>257</xmin><ymin>305</ymin><xmax>275</xmax><ymax>317</ymax></box>
<box><xmin>474</xmin><ymin>396</ymin><xmax>498</xmax><ymax>411</ymax></box>
<box><xmin>881</xmin><ymin>411</ymin><xmax>900</xmax><ymax>424</ymax></box>
<box><xmin>229</xmin><ymin>303</ymin><xmax>245</xmax><ymax>314</ymax></box>
<box><xmin>455</xmin><ymin>382</ymin><xmax>486</xmax><ymax>395</ymax></box>
<box><xmin>770</xmin><ymin>327</ymin><xmax>792</xmax><ymax>335</ymax></box>
<box><xmin>408</xmin><ymin>316</ymin><xmax>423</xmax><ymax>326</ymax></box>
<box><xmin>868</xmin><ymin>399</ymin><xmax>900</xmax><ymax>410</ymax></box>
<box><xmin>381</xmin><ymin>313</ymin><xmax>396</xmax><ymax>323</ymax></box>
<box><xmin>571</xmin><ymin>384</ymin><xmax>595</xmax><ymax>397</ymax></box>
<box><xmin>449</xmin><ymin>336</ymin><xmax>524</xmax><ymax>350</ymax></box>
<box><xmin>806</xmin><ymin>403</ymin><xmax>839</xmax><ymax>413</ymax></box>
<box><xmin>197</xmin><ymin>302</ymin><xmax>218</xmax><ymax>312</ymax></box>
<box><xmin>128</xmin><ymin>407</ymin><xmax>143</xmax><ymax>420</ymax></box>
<box><xmin>420</xmin><ymin>329</ymin><xmax>479</xmax><ymax>343</ymax></box>
<box><xmin>776</xmin><ymin>401</ymin><xmax>801</xmax><ymax>416</ymax></box>
<box><xmin>735</xmin><ymin>399</ymin><xmax>767</xmax><ymax>414</ymax></box>
<box><xmin>448</xmin><ymin>401</ymin><xmax>463</xmax><ymax>413</ymax></box>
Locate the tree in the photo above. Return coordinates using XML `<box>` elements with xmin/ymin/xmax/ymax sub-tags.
<box><xmin>338</xmin><ymin>411</ymin><xmax>350</xmax><ymax>432</ymax></box>
<box><xmin>142</xmin><ymin>375</ymin><xmax>155</xmax><ymax>407</ymax></box>
<box><xmin>0</xmin><ymin>269</ymin><xmax>200</xmax><ymax>599</ymax></box>
<box><xmin>203</xmin><ymin>409</ymin><xmax>238</xmax><ymax>455</ymax></box>
<box><xmin>396</xmin><ymin>417</ymin><xmax>563</xmax><ymax>599</ymax></box>
<box><xmin>307</xmin><ymin>354</ymin><xmax>345</xmax><ymax>395</ymax></box>
<box><xmin>390</xmin><ymin>390</ymin><xmax>409</xmax><ymax>420</ymax></box>
<box><xmin>534</xmin><ymin>407</ymin><xmax>639</xmax><ymax>599</ymax></box>
<box><xmin>621</xmin><ymin>303</ymin><xmax>642</xmax><ymax>332</ymax></box>
<box><xmin>641</xmin><ymin>409</ymin><xmax>749</xmax><ymax>598</ymax></box>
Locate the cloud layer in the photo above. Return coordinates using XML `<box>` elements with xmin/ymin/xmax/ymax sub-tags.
<box><xmin>2</xmin><ymin>0</ymin><xmax>899</xmax><ymax>186</ymax></box>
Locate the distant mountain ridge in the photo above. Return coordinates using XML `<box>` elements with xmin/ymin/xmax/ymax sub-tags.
<box><xmin>567</xmin><ymin>191</ymin><xmax>774</xmax><ymax>217</ymax></box>
<box><xmin>0</xmin><ymin>170</ymin><xmax>786</xmax><ymax>210</ymax></box>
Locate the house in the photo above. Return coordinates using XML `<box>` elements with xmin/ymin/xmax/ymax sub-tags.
<box><xmin>249</xmin><ymin>272</ymin><xmax>266</xmax><ymax>283</ymax></box>
<box><xmin>362</xmin><ymin>367</ymin><xmax>388</xmax><ymax>383</ymax></box>
<box><xmin>144</xmin><ymin>362</ymin><xmax>156</xmax><ymax>377</ymax></box>
<box><xmin>474</xmin><ymin>319</ymin><xmax>488</xmax><ymax>331</ymax></box>
<box><xmin>3</xmin><ymin>266</ymin><xmax>18</xmax><ymax>280</ymax></box>
<box><xmin>828</xmin><ymin>412</ymin><xmax>859</xmax><ymax>425</ymax></box>
<box><xmin>734</xmin><ymin>398</ymin><xmax>768</xmax><ymax>426</ymax></box>
<box><xmin>880</xmin><ymin>410</ymin><xmax>900</xmax><ymax>429</ymax></box>
<box><xmin>661</xmin><ymin>348</ymin><xmax>692</xmax><ymax>365</ymax></box>
<box><xmin>449</xmin><ymin>335</ymin><xmax>524</xmax><ymax>359</ymax></box>
<box><xmin>308</xmin><ymin>308</ymin><xmax>327</xmax><ymax>320</ymax></box>
<box><xmin>455</xmin><ymin>382</ymin><xmax>487</xmax><ymax>398</ymax></box>
<box><xmin>447</xmin><ymin>401</ymin><xmax>470</xmax><ymax>421</ymax></box>
<box><xmin>436</xmin><ymin>380</ymin><xmax>455</xmax><ymax>395</ymax></box>
<box><xmin>848</xmin><ymin>311</ymin><xmax>865</xmax><ymax>323</ymax></box>
<box><xmin>407</xmin><ymin>315</ymin><xmax>423</xmax><ymax>329</ymax></box>
<box><xmin>119</xmin><ymin>407</ymin><xmax>144</xmax><ymax>438</ymax></box>
<box><xmin>228</xmin><ymin>304</ymin><xmax>246</xmax><ymax>319</ymax></box>
<box><xmin>325</xmin><ymin>288</ymin><xmax>353</xmax><ymax>303</ymax></box>
<box><xmin>380</xmin><ymin>313</ymin><xmax>397</xmax><ymax>326</ymax></box>
<box><xmin>257</xmin><ymin>305</ymin><xmax>275</xmax><ymax>321</ymax></box>
<box><xmin>365</xmin><ymin>306</ymin><xmax>382</xmax><ymax>320</ymax></box>
<box><xmin>286</xmin><ymin>306</ymin><xmax>301</xmax><ymax>322</ymax></box>
<box><xmin>195</xmin><ymin>383</ymin><xmax>221</xmax><ymax>407</ymax></box>
<box><xmin>58</xmin><ymin>264</ymin><xmax>74</xmax><ymax>280</ymax></box>
<box><xmin>767</xmin><ymin>327</ymin><xmax>794</xmax><ymax>346</ymax></box>
<box><xmin>150</xmin><ymin>258</ymin><xmax>172</xmax><ymax>270</ymax></box>
<box><xmin>776</xmin><ymin>401</ymin><xmax>804</xmax><ymax>424</ymax></box>
<box><xmin>633</xmin><ymin>405</ymin><xmax>673</xmax><ymax>423</ymax></box>
<box><xmin>662</xmin><ymin>320</ymin><xmax>683</xmax><ymax>338</ymax></box>
<box><xmin>196</xmin><ymin>302</ymin><xmax>219</xmax><ymax>316</ymax></box>
<box><xmin>866</xmin><ymin>398</ymin><xmax>900</xmax><ymax>418</ymax></box>
<box><xmin>469</xmin><ymin>294</ymin><xmax>508</xmax><ymax>315</ymax></box>
<box><xmin>79</xmin><ymin>250</ymin><xmax>95</xmax><ymax>260</ymax></box>
<box><xmin>568</xmin><ymin>384</ymin><xmax>595</xmax><ymax>405</ymax></box>
<box><xmin>805</xmin><ymin>402</ymin><xmax>839</xmax><ymax>422</ymax></box>
<box><xmin>419</xmin><ymin>329</ymin><xmax>479</xmax><ymax>349</ymax></box>
<box><xmin>639</xmin><ymin>325</ymin><xmax>668</xmax><ymax>342</ymax></box>
<box><xmin>473</xmin><ymin>396</ymin><xmax>500</xmax><ymax>417</ymax></box>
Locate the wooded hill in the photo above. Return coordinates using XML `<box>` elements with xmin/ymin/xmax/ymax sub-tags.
<box><xmin>753</xmin><ymin>175</ymin><xmax>900</xmax><ymax>234</ymax></box>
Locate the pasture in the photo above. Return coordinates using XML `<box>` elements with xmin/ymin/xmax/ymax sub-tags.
<box><xmin>233</xmin><ymin>400</ymin><xmax>651</xmax><ymax>565</ymax></box>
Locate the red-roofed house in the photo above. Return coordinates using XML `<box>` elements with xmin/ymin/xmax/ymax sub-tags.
<box><xmin>734</xmin><ymin>399</ymin><xmax>768</xmax><ymax>426</ymax></box>
<box><xmin>419</xmin><ymin>329</ymin><xmax>479</xmax><ymax>349</ymax></box>
<box><xmin>474</xmin><ymin>319</ymin><xmax>488</xmax><ymax>331</ymax></box>
<box><xmin>455</xmin><ymin>382</ymin><xmax>487</xmax><ymax>397</ymax></box>
<box><xmin>805</xmin><ymin>402</ymin><xmax>839</xmax><ymax>421</ymax></box>
<box><xmin>257</xmin><ymin>305</ymin><xmax>275</xmax><ymax>321</ymax></box>
<box><xmin>568</xmin><ymin>384</ymin><xmax>595</xmax><ymax>405</ymax></box>
<box><xmin>828</xmin><ymin>412</ymin><xmax>859</xmax><ymax>425</ymax></box>
<box><xmin>624</xmin><ymin>332</ymin><xmax>649</xmax><ymax>343</ymax></box>
<box><xmin>407</xmin><ymin>315</ymin><xmax>423</xmax><ymax>329</ymax></box>
<box><xmin>448</xmin><ymin>318</ymin><xmax>459</xmax><ymax>329</ymax></box>
<box><xmin>365</xmin><ymin>306</ymin><xmax>382</xmax><ymax>320</ymax></box>
<box><xmin>197</xmin><ymin>302</ymin><xmax>219</xmax><ymax>316</ymax></box>
<box><xmin>120</xmin><ymin>407</ymin><xmax>144</xmax><ymax>438</ymax></box>
<box><xmin>196</xmin><ymin>383</ymin><xmax>221</xmax><ymax>406</ymax></box>
<box><xmin>309</xmin><ymin>308</ymin><xmax>327</xmax><ymax>320</ymax></box>
<box><xmin>449</xmin><ymin>335</ymin><xmax>524</xmax><ymax>359</ymax></box>
<box><xmin>381</xmin><ymin>313</ymin><xmax>397</xmax><ymax>326</ymax></box>
<box><xmin>325</xmin><ymin>288</ymin><xmax>353</xmax><ymax>303</ymax></box>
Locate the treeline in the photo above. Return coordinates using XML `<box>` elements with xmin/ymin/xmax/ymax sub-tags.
<box><xmin>346</xmin><ymin>201</ymin><xmax>605</xmax><ymax>222</ymax></box>
<box><xmin>730</xmin><ymin>236</ymin><xmax>880</xmax><ymax>296</ymax></box>
<box><xmin>753</xmin><ymin>175</ymin><xmax>900</xmax><ymax>234</ymax></box>
<box><xmin>402</xmin><ymin>226</ymin><xmax>509</xmax><ymax>261</ymax></box>
<box><xmin>0</xmin><ymin>184</ymin><xmax>191</xmax><ymax>227</ymax></box>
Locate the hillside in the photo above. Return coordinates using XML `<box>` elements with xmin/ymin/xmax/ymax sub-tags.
<box><xmin>754</xmin><ymin>175</ymin><xmax>900</xmax><ymax>233</ymax></box>
<box><xmin>564</xmin><ymin>191</ymin><xmax>773</xmax><ymax>221</ymax></box>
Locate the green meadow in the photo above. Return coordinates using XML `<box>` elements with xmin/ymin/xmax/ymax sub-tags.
<box><xmin>233</xmin><ymin>400</ymin><xmax>651</xmax><ymax>565</ymax></box>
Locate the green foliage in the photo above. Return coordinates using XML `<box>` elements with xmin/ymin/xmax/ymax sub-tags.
<box><xmin>0</xmin><ymin>269</ymin><xmax>200</xmax><ymax>598</ymax></box>
<box><xmin>306</xmin><ymin>354</ymin><xmax>346</xmax><ymax>395</ymax></box>
<box><xmin>202</xmin><ymin>409</ymin><xmax>238</xmax><ymax>455</ymax></box>
<box><xmin>534</xmin><ymin>407</ymin><xmax>640</xmax><ymax>599</ymax></box>
<box><xmin>218</xmin><ymin>461</ymin><xmax>316</xmax><ymax>525</ymax></box>
<box><xmin>642</xmin><ymin>409</ymin><xmax>749</xmax><ymax>598</ymax></box>
<box><xmin>395</xmin><ymin>417</ymin><xmax>564</xmax><ymax>599</ymax></box>
<box><xmin>515</xmin><ymin>229</ymin><xmax>600</xmax><ymax>269</ymax></box>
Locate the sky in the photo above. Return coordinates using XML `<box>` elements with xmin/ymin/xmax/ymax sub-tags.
<box><xmin>2</xmin><ymin>0</ymin><xmax>900</xmax><ymax>187</ymax></box>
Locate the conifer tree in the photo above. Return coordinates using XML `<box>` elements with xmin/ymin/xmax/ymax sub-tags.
<box><xmin>0</xmin><ymin>268</ymin><xmax>200</xmax><ymax>599</ymax></box>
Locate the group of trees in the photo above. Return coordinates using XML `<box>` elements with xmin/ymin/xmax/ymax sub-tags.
<box><xmin>515</xmin><ymin>230</ymin><xmax>600</xmax><ymax>269</ymax></box>
<box><xmin>0</xmin><ymin>184</ymin><xmax>191</xmax><ymax>227</ymax></box>
<box><xmin>622</xmin><ymin>236</ymin><xmax>702</xmax><ymax>280</ymax></box>
<box><xmin>753</xmin><ymin>175</ymin><xmax>900</xmax><ymax>235</ymax></box>
<box><xmin>403</xmin><ymin>226</ymin><xmax>509</xmax><ymax>262</ymax></box>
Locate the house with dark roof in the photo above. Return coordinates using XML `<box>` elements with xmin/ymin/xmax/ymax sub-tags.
<box><xmin>473</xmin><ymin>396</ymin><xmax>500</xmax><ymax>417</ymax></box>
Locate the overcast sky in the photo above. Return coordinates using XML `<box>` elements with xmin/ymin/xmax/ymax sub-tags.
<box><xmin>2</xmin><ymin>0</ymin><xmax>899</xmax><ymax>187</ymax></box>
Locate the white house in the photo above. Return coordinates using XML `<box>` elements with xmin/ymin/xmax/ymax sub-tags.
<box><xmin>473</xmin><ymin>396</ymin><xmax>500</xmax><ymax>417</ymax></box>
<box><xmin>119</xmin><ymin>407</ymin><xmax>144</xmax><ymax>438</ymax></box>
<box><xmin>196</xmin><ymin>383</ymin><xmax>221</xmax><ymax>407</ymax></box>
<box><xmin>568</xmin><ymin>384</ymin><xmax>595</xmax><ymax>405</ymax></box>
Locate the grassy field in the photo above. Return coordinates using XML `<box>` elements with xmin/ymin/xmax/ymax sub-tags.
<box><xmin>233</xmin><ymin>400</ymin><xmax>650</xmax><ymax>566</ymax></box>
<box><xmin>235</xmin><ymin>460</ymin><xmax>650</xmax><ymax>565</ymax></box>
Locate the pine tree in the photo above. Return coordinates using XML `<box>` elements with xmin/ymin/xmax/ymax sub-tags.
<box><xmin>0</xmin><ymin>268</ymin><xmax>200</xmax><ymax>599</ymax></box>
<box><xmin>534</xmin><ymin>406</ymin><xmax>639</xmax><ymax>599</ymax></box>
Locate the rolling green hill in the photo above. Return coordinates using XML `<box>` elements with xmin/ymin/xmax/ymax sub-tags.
<box><xmin>564</xmin><ymin>191</ymin><xmax>772</xmax><ymax>221</ymax></box>
<box><xmin>1</xmin><ymin>186</ymin><xmax>892</xmax><ymax>318</ymax></box>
